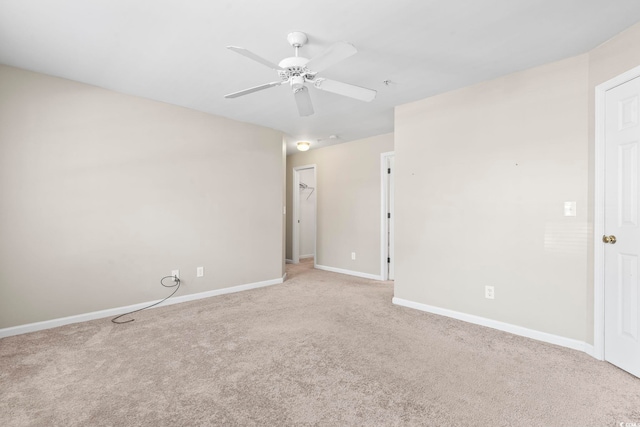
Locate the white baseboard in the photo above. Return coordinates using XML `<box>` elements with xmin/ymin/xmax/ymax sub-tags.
<box><xmin>392</xmin><ymin>297</ymin><xmax>594</xmax><ymax>355</ymax></box>
<box><xmin>0</xmin><ymin>276</ymin><xmax>285</xmax><ymax>339</ymax></box>
<box><xmin>285</xmin><ymin>259</ymin><xmax>294</xmax><ymax>264</ymax></box>
<box><xmin>315</xmin><ymin>264</ymin><xmax>383</xmax><ymax>281</ymax></box>
<box><xmin>583</xmin><ymin>344</ymin><xmax>597</xmax><ymax>359</ymax></box>
<box><xmin>299</xmin><ymin>254</ymin><xmax>314</xmax><ymax>259</ymax></box>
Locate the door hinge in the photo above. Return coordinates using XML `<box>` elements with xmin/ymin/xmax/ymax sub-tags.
<box><xmin>388</xmin><ymin>168</ymin><xmax>391</xmax><ymax>174</ymax></box>
<box><xmin>387</xmin><ymin>213</ymin><xmax>391</xmax><ymax>219</ymax></box>
<box><xmin>387</xmin><ymin>257</ymin><xmax>391</xmax><ymax>263</ymax></box>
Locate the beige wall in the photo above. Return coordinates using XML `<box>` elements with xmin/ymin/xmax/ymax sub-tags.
<box><xmin>394</xmin><ymin>20</ymin><xmax>640</xmax><ymax>345</ymax></box>
<box><xmin>395</xmin><ymin>55</ymin><xmax>591</xmax><ymax>341</ymax></box>
<box><xmin>286</xmin><ymin>134</ymin><xmax>394</xmax><ymax>277</ymax></box>
<box><xmin>0</xmin><ymin>65</ymin><xmax>284</xmax><ymax>329</ymax></box>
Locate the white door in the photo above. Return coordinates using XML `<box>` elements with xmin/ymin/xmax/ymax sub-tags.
<box><xmin>387</xmin><ymin>156</ymin><xmax>395</xmax><ymax>280</ymax></box>
<box><xmin>604</xmin><ymin>75</ymin><xmax>640</xmax><ymax>378</ymax></box>
<box><xmin>381</xmin><ymin>153</ymin><xmax>395</xmax><ymax>280</ymax></box>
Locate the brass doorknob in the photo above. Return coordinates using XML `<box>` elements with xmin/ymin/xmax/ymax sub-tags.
<box><xmin>602</xmin><ymin>235</ymin><xmax>617</xmax><ymax>244</ymax></box>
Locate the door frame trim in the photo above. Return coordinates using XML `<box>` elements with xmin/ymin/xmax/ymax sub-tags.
<box><xmin>380</xmin><ymin>151</ymin><xmax>395</xmax><ymax>280</ymax></box>
<box><xmin>292</xmin><ymin>164</ymin><xmax>317</xmax><ymax>265</ymax></box>
<box><xmin>594</xmin><ymin>64</ymin><xmax>640</xmax><ymax>361</ymax></box>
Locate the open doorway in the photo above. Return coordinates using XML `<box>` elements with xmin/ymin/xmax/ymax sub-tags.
<box><xmin>292</xmin><ymin>165</ymin><xmax>317</xmax><ymax>265</ymax></box>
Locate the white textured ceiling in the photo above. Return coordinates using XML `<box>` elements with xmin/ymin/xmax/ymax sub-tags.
<box><xmin>1</xmin><ymin>0</ymin><xmax>640</xmax><ymax>153</ymax></box>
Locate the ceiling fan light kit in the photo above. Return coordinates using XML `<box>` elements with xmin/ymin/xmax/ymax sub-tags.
<box><xmin>225</xmin><ymin>31</ymin><xmax>376</xmax><ymax>117</ymax></box>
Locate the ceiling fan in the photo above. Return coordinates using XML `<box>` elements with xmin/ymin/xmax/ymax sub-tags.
<box><xmin>224</xmin><ymin>32</ymin><xmax>377</xmax><ymax>117</ymax></box>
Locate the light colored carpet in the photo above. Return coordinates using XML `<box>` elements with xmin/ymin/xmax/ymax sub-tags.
<box><xmin>1</xmin><ymin>259</ymin><xmax>639</xmax><ymax>426</ymax></box>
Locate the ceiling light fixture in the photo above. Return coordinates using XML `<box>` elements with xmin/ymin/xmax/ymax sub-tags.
<box><xmin>297</xmin><ymin>141</ymin><xmax>311</xmax><ymax>151</ymax></box>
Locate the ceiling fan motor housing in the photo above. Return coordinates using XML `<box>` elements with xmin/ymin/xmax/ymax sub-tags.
<box><xmin>278</xmin><ymin>57</ymin><xmax>316</xmax><ymax>83</ymax></box>
<box><xmin>278</xmin><ymin>56</ymin><xmax>308</xmax><ymax>69</ymax></box>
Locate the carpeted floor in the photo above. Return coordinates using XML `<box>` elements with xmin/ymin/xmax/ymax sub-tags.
<box><xmin>1</xmin><ymin>259</ymin><xmax>639</xmax><ymax>426</ymax></box>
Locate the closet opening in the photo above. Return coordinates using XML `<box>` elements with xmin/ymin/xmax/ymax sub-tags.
<box><xmin>292</xmin><ymin>165</ymin><xmax>317</xmax><ymax>265</ymax></box>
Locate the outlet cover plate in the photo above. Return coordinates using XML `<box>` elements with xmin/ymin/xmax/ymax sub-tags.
<box><xmin>485</xmin><ymin>286</ymin><xmax>495</xmax><ymax>299</ymax></box>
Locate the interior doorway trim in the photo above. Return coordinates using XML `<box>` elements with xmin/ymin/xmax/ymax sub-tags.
<box><xmin>292</xmin><ymin>164</ymin><xmax>317</xmax><ymax>265</ymax></box>
<box><xmin>380</xmin><ymin>151</ymin><xmax>395</xmax><ymax>280</ymax></box>
<box><xmin>593</xmin><ymin>64</ymin><xmax>640</xmax><ymax>361</ymax></box>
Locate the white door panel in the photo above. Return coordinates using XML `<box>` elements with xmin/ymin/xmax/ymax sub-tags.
<box><xmin>388</xmin><ymin>156</ymin><xmax>395</xmax><ymax>280</ymax></box>
<box><xmin>604</xmin><ymin>76</ymin><xmax>640</xmax><ymax>378</ymax></box>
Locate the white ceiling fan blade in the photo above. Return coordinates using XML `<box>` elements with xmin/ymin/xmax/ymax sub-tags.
<box><xmin>224</xmin><ymin>81</ymin><xmax>283</xmax><ymax>98</ymax></box>
<box><xmin>313</xmin><ymin>78</ymin><xmax>377</xmax><ymax>102</ymax></box>
<box><xmin>227</xmin><ymin>46</ymin><xmax>283</xmax><ymax>71</ymax></box>
<box><xmin>294</xmin><ymin>87</ymin><xmax>314</xmax><ymax>116</ymax></box>
<box><xmin>305</xmin><ymin>41</ymin><xmax>357</xmax><ymax>72</ymax></box>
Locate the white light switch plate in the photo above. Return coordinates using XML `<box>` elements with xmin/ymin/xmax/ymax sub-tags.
<box><xmin>564</xmin><ymin>201</ymin><xmax>576</xmax><ymax>217</ymax></box>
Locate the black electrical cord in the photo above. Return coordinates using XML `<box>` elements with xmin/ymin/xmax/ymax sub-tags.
<box><xmin>111</xmin><ymin>275</ymin><xmax>181</xmax><ymax>324</ymax></box>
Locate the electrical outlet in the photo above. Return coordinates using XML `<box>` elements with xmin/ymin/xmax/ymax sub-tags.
<box><xmin>351</xmin><ymin>252</ymin><xmax>356</xmax><ymax>260</ymax></box>
<box><xmin>485</xmin><ymin>286</ymin><xmax>495</xmax><ymax>300</ymax></box>
<box><xmin>197</xmin><ymin>266</ymin><xmax>204</xmax><ymax>277</ymax></box>
<box><xmin>171</xmin><ymin>269</ymin><xmax>180</xmax><ymax>282</ymax></box>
